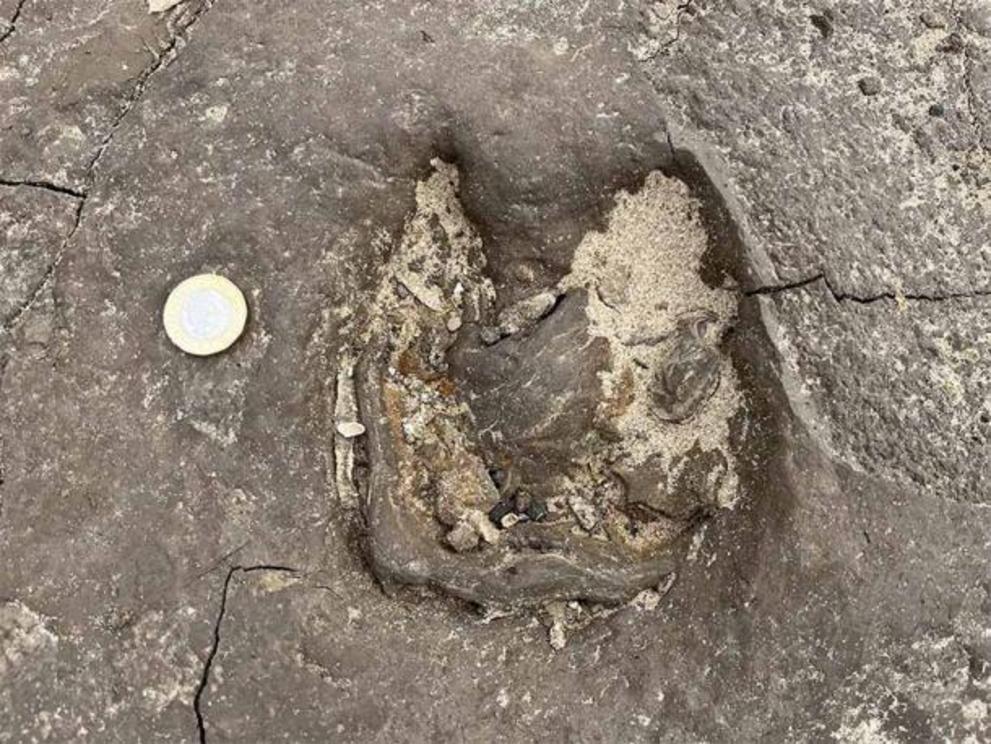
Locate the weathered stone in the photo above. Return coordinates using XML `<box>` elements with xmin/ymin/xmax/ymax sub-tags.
<box><xmin>449</xmin><ymin>291</ymin><xmax>611</xmax><ymax>493</ymax></box>
<box><xmin>0</xmin><ymin>186</ymin><xmax>79</xmax><ymax>323</ymax></box>
<box><xmin>567</xmin><ymin>494</ymin><xmax>599</xmax><ymax>532</ymax></box>
<box><xmin>445</xmin><ymin>521</ymin><xmax>479</xmax><ymax>553</ymax></box>
<box><xmin>650</xmin><ymin>311</ymin><xmax>722</xmax><ymax>423</ymax></box>
<box><xmin>616</xmin><ymin>453</ymin><xmax>669</xmax><ymax>514</ymax></box>
<box><xmin>669</xmin><ymin>444</ymin><xmax>727</xmax><ymax>517</ymax></box>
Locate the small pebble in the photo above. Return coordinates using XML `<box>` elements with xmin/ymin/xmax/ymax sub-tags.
<box><xmin>929</xmin><ymin>103</ymin><xmax>945</xmax><ymax>117</ymax></box>
<box><xmin>936</xmin><ymin>33</ymin><xmax>965</xmax><ymax>54</ymax></box>
<box><xmin>809</xmin><ymin>13</ymin><xmax>833</xmax><ymax>39</ymax></box>
<box><xmin>335</xmin><ymin>421</ymin><xmax>366</xmax><ymax>438</ymax></box>
<box><xmin>446</xmin><ymin>522</ymin><xmax>479</xmax><ymax>553</ymax></box>
<box><xmin>467</xmin><ymin>509</ymin><xmax>500</xmax><ymax>544</ymax></box>
<box><xmin>488</xmin><ymin>498</ymin><xmax>516</xmax><ymax>528</ymax></box>
<box><xmin>446</xmin><ymin>315</ymin><xmax>463</xmax><ymax>332</ymax></box>
<box><xmin>568</xmin><ymin>494</ymin><xmax>599</xmax><ymax>532</ymax></box>
<box><xmin>500</xmin><ymin>513</ymin><xmax>522</xmax><ymax>529</ymax></box>
<box><xmin>480</xmin><ymin>327</ymin><xmax>501</xmax><ymax>345</ymax></box>
<box><xmin>497</xmin><ymin>291</ymin><xmax>557</xmax><ymax>336</ymax></box>
<box><xmin>920</xmin><ymin>11</ymin><xmax>946</xmax><ymax>29</ymax></box>
<box><xmin>524</xmin><ymin>498</ymin><xmax>548</xmax><ymax>523</ymax></box>
<box><xmin>858</xmin><ymin>76</ymin><xmax>882</xmax><ymax>96</ymax></box>
<box><xmin>148</xmin><ymin>0</ymin><xmax>183</xmax><ymax>12</ymax></box>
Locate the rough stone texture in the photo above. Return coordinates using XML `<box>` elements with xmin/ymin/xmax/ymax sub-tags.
<box><xmin>0</xmin><ymin>0</ymin><xmax>206</xmax><ymax>190</ymax></box>
<box><xmin>767</xmin><ymin>283</ymin><xmax>991</xmax><ymax>505</ymax></box>
<box><xmin>642</xmin><ymin>0</ymin><xmax>991</xmax><ymax>298</ymax></box>
<box><xmin>0</xmin><ymin>184</ymin><xmax>78</xmax><ymax>323</ymax></box>
<box><xmin>1</xmin><ymin>1</ymin><xmax>990</xmax><ymax>743</ymax></box>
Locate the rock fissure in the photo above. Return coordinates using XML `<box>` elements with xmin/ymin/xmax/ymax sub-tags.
<box><xmin>193</xmin><ymin>564</ymin><xmax>299</xmax><ymax>744</ymax></box>
<box><xmin>0</xmin><ymin>179</ymin><xmax>85</xmax><ymax>200</ymax></box>
<box><xmin>745</xmin><ymin>273</ymin><xmax>991</xmax><ymax>305</ymax></box>
<box><xmin>0</xmin><ymin>197</ymin><xmax>84</xmax><ymax>335</ymax></box>
<box><xmin>0</xmin><ymin>0</ymin><xmax>26</xmax><ymax>46</ymax></box>
<box><xmin>636</xmin><ymin>0</ymin><xmax>695</xmax><ymax>61</ymax></box>
<box><xmin>0</xmin><ymin>0</ymin><xmax>217</xmax><ymax>340</ymax></box>
<box><xmin>86</xmin><ymin>0</ymin><xmax>218</xmax><ymax>180</ymax></box>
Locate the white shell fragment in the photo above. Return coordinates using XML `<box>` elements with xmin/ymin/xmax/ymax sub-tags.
<box><xmin>162</xmin><ymin>274</ymin><xmax>248</xmax><ymax>356</ymax></box>
<box><xmin>335</xmin><ymin>421</ymin><xmax>366</xmax><ymax>438</ymax></box>
<box><xmin>148</xmin><ymin>0</ymin><xmax>184</xmax><ymax>13</ymax></box>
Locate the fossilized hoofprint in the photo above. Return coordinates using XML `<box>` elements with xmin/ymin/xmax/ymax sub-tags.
<box><xmin>345</xmin><ymin>160</ymin><xmax>745</xmax><ymax>608</ymax></box>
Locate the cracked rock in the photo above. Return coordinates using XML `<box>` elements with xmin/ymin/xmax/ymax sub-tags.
<box><xmin>0</xmin><ymin>1</ymin><xmax>988</xmax><ymax>742</ymax></box>
<box><xmin>0</xmin><ymin>185</ymin><xmax>80</xmax><ymax>325</ymax></box>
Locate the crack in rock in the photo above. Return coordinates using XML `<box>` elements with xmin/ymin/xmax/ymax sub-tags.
<box><xmin>634</xmin><ymin>0</ymin><xmax>695</xmax><ymax>62</ymax></box>
<box><xmin>1</xmin><ymin>197</ymin><xmax>84</xmax><ymax>335</ymax></box>
<box><xmin>193</xmin><ymin>564</ymin><xmax>298</xmax><ymax>744</ymax></box>
<box><xmin>86</xmin><ymin>0</ymin><xmax>217</xmax><ymax>179</ymax></box>
<box><xmin>0</xmin><ymin>178</ymin><xmax>86</xmax><ymax>199</ymax></box>
<box><xmin>0</xmin><ymin>0</ymin><xmax>26</xmax><ymax>46</ymax></box>
<box><xmin>745</xmin><ymin>273</ymin><xmax>991</xmax><ymax>305</ymax></box>
<box><xmin>0</xmin><ymin>0</ymin><xmax>217</xmax><ymax>339</ymax></box>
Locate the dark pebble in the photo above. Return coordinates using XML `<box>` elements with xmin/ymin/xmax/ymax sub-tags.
<box><xmin>936</xmin><ymin>33</ymin><xmax>964</xmax><ymax>54</ymax></box>
<box><xmin>488</xmin><ymin>468</ymin><xmax>507</xmax><ymax>490</ymax></box>
<box><xmin>858</xmin><ymin>77</ymin><xmax>882</xmax><ymax>96</ymax></box>
<box><xmin>650</xmin><ymin>311</ymin><xmax>721</xmax><ymax>422</ymax></box>
<box><xmin>523</xmin><ymin>498</ymin><xmax>548</xmax><ymax>523</ymax></box>
<box><xmin>513</xmin><ymin>491</ymin><xmax>531</xmax><ymax>513</ymax></box>
<box><xmin>488</xmin><ymin>498</ymin><xmax>515</xmax><ymax>528</ymax></box>
<box><xmin>810</xmin><ymin>13</ymin><xmax>833</xmax><ymax>39</ymax></box>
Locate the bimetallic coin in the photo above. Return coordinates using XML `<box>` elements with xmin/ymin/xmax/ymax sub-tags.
<box><xmin>163</xmin><ymin>274</ymin><xmax>248</xmax><ymax>356</ymax></box>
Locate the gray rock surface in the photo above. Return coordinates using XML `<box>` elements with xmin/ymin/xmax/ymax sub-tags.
<box><xmin>1</xmin><ymin>1</ymin><xmax>990</xmax><ymax>742</ymax></box>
